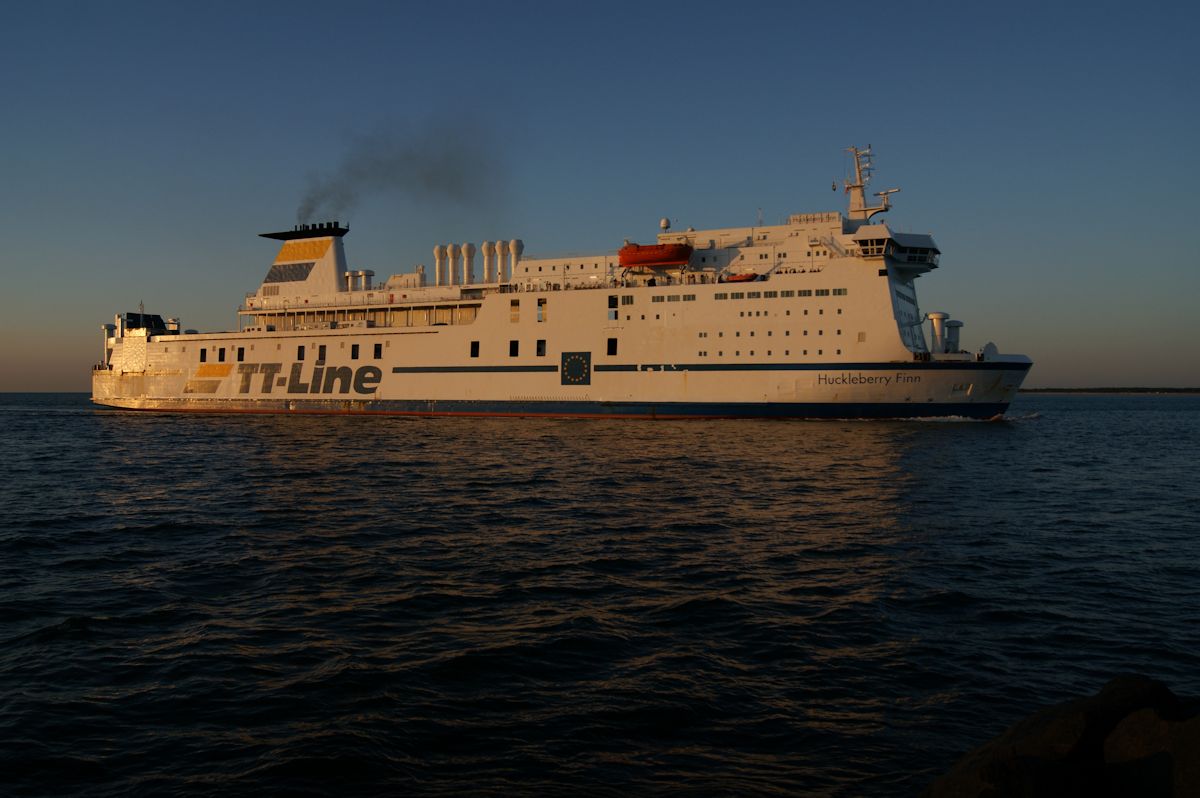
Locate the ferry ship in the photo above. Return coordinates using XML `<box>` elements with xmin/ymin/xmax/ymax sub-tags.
<box><xmin>92</xmin><ymin>148</ymin><xmax>1032</xmax><ymax>418</ymax></box>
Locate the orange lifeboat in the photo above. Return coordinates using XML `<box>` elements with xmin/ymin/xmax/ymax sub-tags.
<box><xmin>721</xmin><ymin>272</ymin><xmax>760</xmax><ymax>283</ymax></box>
<box><xmin>619</xmin><ymin>242</ymin><xmax>693</xmax><ymax>270</ymax></box>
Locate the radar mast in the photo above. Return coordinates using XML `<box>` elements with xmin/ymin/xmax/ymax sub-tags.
<box><xmin>843</xmin><ymin>145</ymin><xmax>899</xmax><ymax>221</ymax></box>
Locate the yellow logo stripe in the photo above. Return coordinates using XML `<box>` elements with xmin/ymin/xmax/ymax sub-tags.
<box><xmin>194</xmin><ymin>364</ymin><xmax>233</xmax><ymax>378</ymax></box>
<box><xmin>275</xmin><ymin>239</ymin><xmax>331</xmax><ymax>263</ymax></box>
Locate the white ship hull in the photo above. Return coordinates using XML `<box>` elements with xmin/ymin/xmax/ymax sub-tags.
<box><xmin>92</xmin><ymin>149</ymin><xmax>1032</xmax><ymax>418</ymax></box>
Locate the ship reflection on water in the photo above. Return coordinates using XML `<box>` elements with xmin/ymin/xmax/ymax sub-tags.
<box><xmin>148</xmin><ymin>416</ymin><xmax>926</xmax><ymax>782</ymax></box>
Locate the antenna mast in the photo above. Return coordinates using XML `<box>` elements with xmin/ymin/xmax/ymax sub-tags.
<box><xmin>843</xmin><ymin>145</ymin><xmax>899</xmax><ymax>221</ymax></box>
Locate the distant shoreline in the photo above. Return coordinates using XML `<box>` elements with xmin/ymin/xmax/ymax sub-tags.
<box><xmin>1021</xmin><ymin>388</ymin><xmax>1200</xmax><ymax>395</ymax></box>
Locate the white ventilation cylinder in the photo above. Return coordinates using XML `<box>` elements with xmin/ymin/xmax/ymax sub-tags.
<box><xmin>509</xmin><ymin>239</ymin><xmax>524</xmax><ymax>280</ymax></box>
<box><xmin>928</xmin><ymin>312</ymin><xmax>949</xmax><ymax>353</ymax></box>
<box><xmin>481</xmin><ymin>240</ymin><xmax>495</xmax><ymax>283</ymax></box>
<box><xmin>446</xmin><ymin>244</ymin><xmax>461</xmax><ymax>286</ymax></box>
<box><xmin>462</xmin><ymin>242</ymin><xmax>476</xmax><ymax>285</ymax></box>
<box><xmin>945</xmin><ymin>320</ymin><xmax>963</xmax><ymax>353</ymax></box>
<box><xmin>433</xmin><ymin>245</ymin><xmax>446</xmax><ymax>287</ymax></box>
<box><xmin>496</xmin><ymin>240</ymin><xmax>509</xmax><ymax>282</ymax></box>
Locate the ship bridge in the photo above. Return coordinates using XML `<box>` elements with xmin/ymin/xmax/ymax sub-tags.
<box><xmin>851</xmin><ymin>226</ymin><xmax>940</xmax><ymax>275</ymax></box>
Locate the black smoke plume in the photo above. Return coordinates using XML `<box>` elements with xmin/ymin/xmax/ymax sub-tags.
<box><xmin>296</xmin><ymin>123</ymin><xmax>502</xmax><ymax>223</ymax></box>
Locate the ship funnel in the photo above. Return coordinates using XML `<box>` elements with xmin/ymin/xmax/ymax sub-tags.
<box><xmin>446</xmin><ymin>244</ymin><xmax>461</xmax><ymax>286</ymax></box>
<box><xmin>945</xmin><ymin>319</ymin><xmax>963</xmax><ymax>353</ymax></box>
<box><xmin>462</xmin><ymin>242</ymin><xmax>476</xmax><ymax>285</ymax></box>
<box><xmin>481</xmin><ymin>241</ymin><xmax>495</xmax><ymax>282</ymax></box>
<box><xmin>928</xmin><ymin>312</ymin><xmax>949</xmax><ymax>353</ymax></box>
<box><xmin>496</xmin><ymin>240</ymin><xmax>509</xmax><ymax>282</ymax></box>
<box><xmin>433</xmin><ymin>245</ymin><xmax>446</xmax><ymax>286</ymax></box>
<box><xmin>509</xmin><ymin>239</ymin><xmax>524</xmax><ymax>280</ymax></box>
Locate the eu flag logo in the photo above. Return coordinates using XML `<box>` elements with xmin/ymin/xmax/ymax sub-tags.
<box><xmin>561</xmin><ymin>351</ymin><xmax>591</xmax><ymax>386</ymax></box>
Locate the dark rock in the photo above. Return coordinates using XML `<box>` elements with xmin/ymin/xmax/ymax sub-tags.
<box><xmin>1105</xmin><ymin>707</ymin><xmax>1171</xmax><ymax>764</ymax></box>
<box><xmin>923</xmin><ymin>675</ymin><xmax>1198</xmax><ymax>798</ymax></box>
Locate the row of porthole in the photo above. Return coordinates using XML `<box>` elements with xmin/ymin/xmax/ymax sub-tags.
<box><xmin>695</xmin><ymin>349</ymin><xmax>843</xmax><ymax>357</ymax></box>
<box><xmin>699</xmin><ymin>329</ymin><xmax>843</xmax><ymax>338</ymax></box>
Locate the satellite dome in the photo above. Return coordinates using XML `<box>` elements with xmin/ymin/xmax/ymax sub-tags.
<box><xmin>659</xmin><ymin>217</ymin><xmax>671</xmax><ymax>231</ymax></box>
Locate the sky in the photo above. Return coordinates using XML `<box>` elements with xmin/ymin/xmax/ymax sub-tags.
<box><xmin>1</xmin><ymin>0</ymin><xmax>1197</xmax><ymax>390</ymax></box>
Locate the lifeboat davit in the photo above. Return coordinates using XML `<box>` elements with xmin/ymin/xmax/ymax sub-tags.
<box><xmin>619</xmin><ymin>242</ymin><xmax>693</xmax><ymax>270</ymax></box>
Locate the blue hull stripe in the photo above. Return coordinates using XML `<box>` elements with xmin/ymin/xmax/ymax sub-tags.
<box><xmin>102</xmin><ymin>398</ymin><xmax>1012</xmax><ymax>420</ymax></box>
<box><xmin>393</xmin><ymin>361</ymin><xmax>1031</xmax><ymax>375</ymax></box>
<box><xmin>391</xmin><ymin>365</ymin><xmax>558</xmax><ymax>374</ymax></box>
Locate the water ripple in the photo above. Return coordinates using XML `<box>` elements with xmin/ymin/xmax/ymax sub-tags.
<box><xmin>0</xmin><ymin>393</ymin><xmax>1197</xmax><ymax>796</ymax></box>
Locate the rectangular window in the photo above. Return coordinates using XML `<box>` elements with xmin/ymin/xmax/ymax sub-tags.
<box><xmin>537</xmin><ymin>298</ymin><xmax>547</xmax><ymax>322</ymax></box>
<box><xmin>652</xmin><ymin>296</ymin><xmax>665</xmax><ymax>303</ymax></box>
<box><xmin>781</xmin><ymin>290</ymin><xmax>795</xmax><ymax>297</ymax></box>
<box><xmin>667</xmin><ymin>295</ymin><xmax>680</xmax><ymax>302</ymax></box>
<box><xmin>510</xmin><ymin>299</ymin><xmax>520</xmax><ymax>323</ymax></box>
<box><xmin>731</xmin><ymin>292</ymin><xmax>745</xmax><ymax>299</ymax></box>
<box><xmin>318</xmin><ymin>344</ymin><xmax>326</xmax><ymax>362</ymax></box>
<box><xmin>470</xmin><ymin>341</ymin><xmax>480</xmax><ymax>358</ymax></box>
<box><xmin>218</xmin><ymin>347</ymin><xmax>226</xmax><ymax>363</ymax></box>
<box><xmin>714</xmin><ymin>293</ymin><xmax>728</xmax><ymax>300</ymax></box>
<box><xmin>509</xmin><ymin>340</ymin><xmax>519</xmax><ymax>357</ymax></box>
<box><xmin>764</xmin><ymin>291</ymin><xmax>778</xmax><ymax>298</ymax></box>
<box><xmin>608</xmin><ymin>295</ymin><xmax>618</xmax><ymax>308</ymax></box>
<box><xmin>833</xmin><ymin>288</ymin><xmax>848</xmax><ymax>296</ymax></box>
<box><xmin>607</xmin><ymin>338</ymin><xmax>617</xmax><ymax>356</ymax></box>
<box><xmin>351</xmin><ymin>344</ymin><xmax>359</xmax><ymax>360</ymax></box>
<box><xmin>816</xmin><ymin>289</ymin><xmax>831</xmax><ymax>296</ymax></box>
<box><xmin>374</xmin><ymin>343</ymin><xmax>383</xmax><ymax>359</ymax></box>
<box><xmin>683</xmin><ymin>294</ymin><xmax>696</xmax><ymax>301</ymax></box>
<box><xmin>747</xmin><ymin>291</ymin><xmax>761</xmax><ymax>299</ymax></box>
<box><xmin>199</xmin><ymin>348</ymin><xmax>207</xmax><ymax>363</ymax></box>
<box><xmin>237</xmin><ymin>347</ymin><xmax>244</xmax><ymax>362</ymax></box>
<box><xmin>297</xmin><ymin>345</ymin><xmax>305</xmax><ymax>361</ymax></box>
<box><xmin>536</xmin><ymin>339</ymin><xmax>546</xmax><ymax>356</ymax></box>
<box><xmin>621</xmin><ymin>295</ymin><xmax>634</xmax><ymax>305</ymax></box>
<box><xmin>798</xmin><ymin>290</ymin><xmax>812</xmax><ymax>297</ymax></box>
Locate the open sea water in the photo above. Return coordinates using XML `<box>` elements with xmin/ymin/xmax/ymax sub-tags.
<box><xmin>1</xmin><ymin>393</ymin><xmax>1197</xmax><ymax>796</ymax></box>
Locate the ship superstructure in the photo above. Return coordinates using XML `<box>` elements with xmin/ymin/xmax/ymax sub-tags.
<box><xmin>92</xmin><ymin>148</ymin><xmax>1032</xmax><ymax>418</ymax></box>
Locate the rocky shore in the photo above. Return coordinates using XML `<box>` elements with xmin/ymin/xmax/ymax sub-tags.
<box><xmin>924</xmin><ymin>676</ymin><xmax>1199</xmax><ymax>797</ymax></box>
